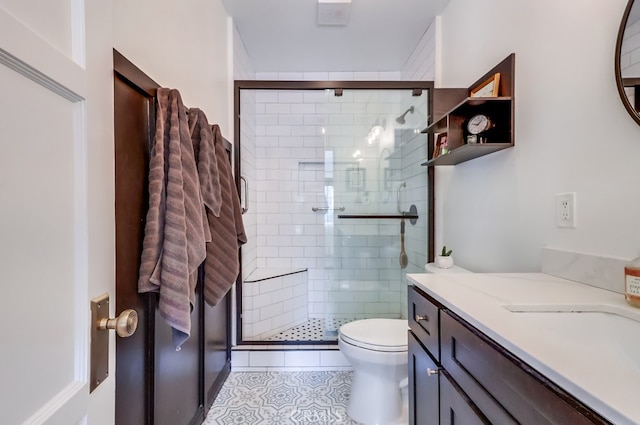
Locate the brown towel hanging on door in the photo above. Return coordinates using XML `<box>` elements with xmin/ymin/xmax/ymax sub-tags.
<box><xmin>138</xmin><ymin>88</ymin><xmax>208</xmax><ymax>349</ymax></box>
<box><xmin>202</xmin><ymin>124</ymin><xmax>247</xmax><ymax>305</ymax></box>
<box><xmin>188</xmin><ymin>108</ymin><xmax>222</xmax><ymax>219</ymax></box>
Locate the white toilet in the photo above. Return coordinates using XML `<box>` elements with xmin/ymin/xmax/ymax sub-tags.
<box><xmin>338</xmin><ymin>318</ymin><xmax>408</xmax><ymax>425</ymax></box>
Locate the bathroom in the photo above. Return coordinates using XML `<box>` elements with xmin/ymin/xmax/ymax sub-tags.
<box><xmin>228</xmin><ymin>4</ymin><xmax>640</xmax><ymax>422</ymax></box>
<box><xmin>4</xmin><ymin>0</ymin><xmax>640</xmax><ymax>424</ymax></box>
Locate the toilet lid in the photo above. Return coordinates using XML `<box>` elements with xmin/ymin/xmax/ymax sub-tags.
<box><xmin>339</xmin><ymin>319</ymin><xmax>408</xmax><ymax>352</ymax></box>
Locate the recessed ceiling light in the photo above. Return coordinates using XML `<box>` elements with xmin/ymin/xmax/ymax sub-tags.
<box><xmin>317</xmin><ymin>0</ymin><xmax>351</xmax><ymax>26</ymax></box>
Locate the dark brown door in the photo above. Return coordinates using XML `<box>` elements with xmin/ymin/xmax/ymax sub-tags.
<box><xmin>114</xmin><ymin>52</ymin><xmax>157</xmax><ymax>425</ymax></box>
<box><xmin>113</xmin><ymin>50</ymin><xmax>231</xmax><ymax>425</ymax></box>
<box><xmin>113</xmin><ymin>51</ymin><xmax>204</xmax><ymax>425</ymax></box>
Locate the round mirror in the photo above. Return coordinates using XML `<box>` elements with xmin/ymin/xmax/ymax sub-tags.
<box><xmin>616</xmin><ymin>0</ymin><xmax>640</xmax><ymax>125</ymax></box>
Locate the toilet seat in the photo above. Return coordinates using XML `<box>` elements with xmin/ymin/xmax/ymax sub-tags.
<box><xmin>339</xmin><ymin>318</ymin><xmax>408</xmax><ymax>352</ymax></box>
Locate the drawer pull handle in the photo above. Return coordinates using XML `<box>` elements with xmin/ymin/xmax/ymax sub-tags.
<box><xmin>415</xmin><ymin>314</ymin><xmax>429</xmax><ymax>322</ymax></box>
<box><xmin>427</xmin><ymin>368</ymin><xmax>441</xmax><ymax>376</ymax></box>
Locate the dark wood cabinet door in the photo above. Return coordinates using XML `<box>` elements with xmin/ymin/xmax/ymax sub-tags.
<box><xmin>440</xmin><ymin>371</ymin><xmax>490</xmax><ymax>425</ymax></box>
<box><xmin>409</xmin><ymin>332</ymin><xmax>439</xmax><ymax>425</ymax></box>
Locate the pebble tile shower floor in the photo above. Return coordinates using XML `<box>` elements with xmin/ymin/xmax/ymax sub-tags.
<box><xmin>265</xmin><ymin>318</ymin><xmax>356</xmax><ymax>341</ymax></box>
<box><xmin>204</xmin><ymin>371</ymin><xmax>358</xmax><ymax>425</ymax></box>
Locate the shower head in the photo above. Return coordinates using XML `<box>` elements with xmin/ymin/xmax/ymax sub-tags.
<box><xmin>395</xmin><ymin>106</ymin><xmax>415</xmax><ymax>124</ymax></box>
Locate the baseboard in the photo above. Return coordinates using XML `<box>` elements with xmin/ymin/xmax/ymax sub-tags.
<box><xmin>205</xmin><ymin>360</ymin><xmax>231</xmax><ymax>413</ymax></box>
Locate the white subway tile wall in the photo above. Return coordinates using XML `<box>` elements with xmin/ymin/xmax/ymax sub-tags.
<box><xmin>397</xmin><ymin>20</ymin><xmax>436</xmax><ymax>317</ymax></box>
<box><xmin>231</xmin><ymin>346</ymin><xmax>352</xmax><ymax>372</ymax></box>
<box><xmin>242</xmin><ymin>272</ymin><xmax>308</xmax><ymax>340</ymax></box>
<box><xmin>249</xmin><ymin>88</ymin><xmax>427</xmax><ymax>327</ymax></box>
<box><xmin>401</xmin><ymin>20</ymin><xmax>436</xmax><ymax>82</ymax></box>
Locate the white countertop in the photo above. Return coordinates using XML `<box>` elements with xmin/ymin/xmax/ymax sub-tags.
<box><xmin>407</xmin><ymin>272</ymin><xmax>640</xmax><ymax>425</ymax></box>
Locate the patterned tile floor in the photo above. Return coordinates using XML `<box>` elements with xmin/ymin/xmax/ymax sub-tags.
<box><xmin>204</xmin><ymin>371</ymin><xmax>359</xmax><ymax>424</ymax></box>
<box><xmin>265</xmin><ymin>318</ymin><xmax>357</xmax><ymax>342</ymax></box>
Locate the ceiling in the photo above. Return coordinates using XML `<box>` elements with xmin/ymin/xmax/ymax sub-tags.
<box><xmin>220</xmin><ymin>0</ymin><xmax>452</xmax><ymax>73</ymax></box>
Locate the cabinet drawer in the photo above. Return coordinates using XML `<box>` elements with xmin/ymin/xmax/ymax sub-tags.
<box><xmin>441</xmin><ymin>311</ymin><xmax>611</xmax><ymax>425</ymax></box>
<box><xmin>408</xmin><ymin>286</ymin><xmax>440</xmax><ymax>361</ymax></box>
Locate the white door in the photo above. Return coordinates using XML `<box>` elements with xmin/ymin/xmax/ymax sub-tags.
<box><xmin>0</xmin><ymin>1</ymin><xmax>115</xmax><ymax>424</ymax></box>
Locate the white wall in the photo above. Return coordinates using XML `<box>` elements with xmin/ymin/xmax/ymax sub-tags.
<box><xmin>112</xmin><ymin>0</ymin><xmax>232</xmax><ymax>136</ymax></box>
<box><xmin>435</xmin><ymin>0</ymin><xmax>640</xmax><ymax>273</ymax></box>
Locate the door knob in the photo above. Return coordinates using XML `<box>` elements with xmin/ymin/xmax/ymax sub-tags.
<box><xmin>98</xmin><ymin>309</ymin><xmax>138</xmax><ymax>337</ymax></box>
<box><xmin>90</xmin><ymin>293</ymin><xmax>138</xmax><ymax>393</ymax></box>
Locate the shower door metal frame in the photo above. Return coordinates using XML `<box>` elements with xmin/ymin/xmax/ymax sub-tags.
<box><xmin>233</xmin><ymin>80</ymin><xmax>435</xmax><ymax>345</ymax></box>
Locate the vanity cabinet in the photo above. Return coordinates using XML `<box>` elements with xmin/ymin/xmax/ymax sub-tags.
<box><xmin>408</xmin><ymin>285</ymin><xmax>612</xmax><ymax>425</ymax></box>
<box><xmin>409</xmin><ymin>331</ymin><xmax>488</xmax><ymax>425</ymax></box>
<box><xmin>409</xmin><ymin>287</ymin><xmax>492</xmax><ymax>424</ymax></box>
<box><xmin>421</xmin><ymin>54</ymin><xmax>515</xmax><ymax>166</ymax></box>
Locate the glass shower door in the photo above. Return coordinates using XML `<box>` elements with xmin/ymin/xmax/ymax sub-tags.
<box><xmin>312</xmin><ymin>88</ymin><xmax>429</xmax><ymax>338</ymax></box>
<box><xmin>237</xmin><ymin>83</ymin><xmax>431</xmax><ymax>343</ymax></box>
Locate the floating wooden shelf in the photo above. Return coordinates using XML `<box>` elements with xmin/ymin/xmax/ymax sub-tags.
<box><xmin>422</xmin><ymin>54</ymin><xmax>515</xmax><ymax>166</ymax></box>
<box><xmin>421</xmin><ymin>143</ymin><xmax>511</xmax><ymax>166</ymax></box>
<box><xmin>423</xmin><ymin>97</ymin><xmax>512</xmax><ymax>134</ymax></box>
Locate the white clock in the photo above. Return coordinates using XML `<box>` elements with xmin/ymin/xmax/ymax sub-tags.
<box><xmin>467</xmin><ymin>114</ymin><xmax>494</xmax><ymax>135</ymax></box>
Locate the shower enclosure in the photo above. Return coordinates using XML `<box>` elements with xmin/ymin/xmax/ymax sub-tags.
<box><xmin>235</xmin><ymin>81</ymin><xmax>433</xmax><ymax>344</ymax></box>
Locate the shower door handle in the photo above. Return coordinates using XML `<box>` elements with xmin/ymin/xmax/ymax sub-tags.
<box><xmin>240</xmin><ymin>176</ymin><xmax>248</xmax><ymax>214</ymax></box>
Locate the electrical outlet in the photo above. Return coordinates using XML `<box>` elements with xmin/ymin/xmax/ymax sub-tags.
<box><xmin>556</xmin><ymin>192</ymin><xmax>576</xmax><ymax>228</ymax></box>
